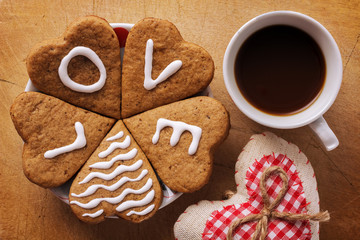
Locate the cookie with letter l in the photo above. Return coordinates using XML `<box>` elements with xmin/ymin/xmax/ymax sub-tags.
<box><xmin>10</xmin><ymin>92</ymin><xmax>115</xmax><ymax>188</ymax></box>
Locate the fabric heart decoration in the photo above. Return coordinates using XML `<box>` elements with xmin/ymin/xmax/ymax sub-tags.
<box><xmin>26</xmin><ymin>16</ymin><xmax>121</xmax><ymax>119</ymax></box>
<box><xmin>121</xmin><ymin>18</ymin><xmax>214</xmax><ymax>118</ymax></box>
<box><xmin>174</xmin><ymin>132</ymin><xmax>329</xmax><ymax>239</ymax></box>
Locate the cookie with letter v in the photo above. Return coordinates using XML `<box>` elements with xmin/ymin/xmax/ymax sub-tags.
<box><xmin>10</xmin><ymin>92</ymin><xmax>115</xmax><ymax>188</ymax></box>
<box><xmin>121</xmin><ymin>17</ymin><xmax>214</xmax><ymax>118</ymax></box>
<box><xmin>26</xmin><ymin>16</ymin><xmax>121</xmax><ymax>119</ymax></box>
<box><xmin>123</xmin><ymin>96</ymin><xmax>230</xmax><ymax>193</ymax></box>
<box><xmin>69</xmin><ymin>120</ymin><xmax>163</xmax><ymax>223</ymax></box>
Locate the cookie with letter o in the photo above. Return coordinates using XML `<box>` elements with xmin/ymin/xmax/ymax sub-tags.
<box><xmin>26</xmin><ymin>16</ymin><xmax>121</xmax><ymax>119</ymax></box>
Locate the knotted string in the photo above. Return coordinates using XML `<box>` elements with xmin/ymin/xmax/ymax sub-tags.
<box><xmin>226</xmin><ymin>166</ymin><xmax>330</xmax><ymax>240</ymax></box>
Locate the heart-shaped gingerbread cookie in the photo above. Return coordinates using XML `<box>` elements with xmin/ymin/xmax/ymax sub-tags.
<box><xmin>174</xmin><ymin>132</ymin><xmax>327</xmax><ymax>239</ymax></box>
<box><xmin>10</xmin><ymin>92</ymin><xmax>115</xmax><ymax>188</ymax></box>
<box><xmin>121</xmin><ymin>18</ymin><xmax>214</xmax><ymax>118</ymax></box>
<box><xmin>26</xmin><ymin>16</ymin><xmax>121</xmax><ymax>119</ymax></box>
<box><xmin>124</xmin><ymin>96</ymin><xmax>230</xmax><ymax>193</ymax></box>
<box><xmin>69</xmin><ymin>121</ymin><xmax>162</xmax><ymax>223</ymax></box>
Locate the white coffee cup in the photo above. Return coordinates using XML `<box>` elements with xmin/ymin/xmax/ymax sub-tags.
<box><xmin>223</xmin><ymin>11</ymin><xmax>342</xmax><ymax>151</ymax></box>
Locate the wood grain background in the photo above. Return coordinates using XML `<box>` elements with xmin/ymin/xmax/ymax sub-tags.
<box><xmin>0</xmin><ymin>0</ymin><xmax>359</xmax><ymax>239</ymax></box>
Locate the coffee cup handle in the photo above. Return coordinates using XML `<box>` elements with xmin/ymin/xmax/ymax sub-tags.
<box><xmin>309</xmin><ymin>116</ymin><xmax>339</xmax><ymax>151</ymax></box>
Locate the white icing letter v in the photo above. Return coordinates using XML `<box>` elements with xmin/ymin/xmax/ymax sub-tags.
<box><xmin>143</xmin><ymin>39</ymin><xmax>182</xmax><ymax>90</ymax></box>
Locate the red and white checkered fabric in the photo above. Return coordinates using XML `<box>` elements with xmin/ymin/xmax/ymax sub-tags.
<box><xmin>202</xmin><ymin>153</ymin><xmax>311</xmax><ymax>240</ymax></box>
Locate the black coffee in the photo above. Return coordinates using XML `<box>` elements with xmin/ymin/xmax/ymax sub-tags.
<box><xmin>234</xmin><ymin>25</ymin><xmax>325</xmax><ymax>115</ymax></box>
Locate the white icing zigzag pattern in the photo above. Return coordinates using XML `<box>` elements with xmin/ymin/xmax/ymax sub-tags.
<box><xmin>71</xmin><ymin>169</ymin><xmax>148</xmax><ymax>198</ymax></box>
<box><xmin>82</xmin><ymin>209</ymin><xmax>104</xmax><ymax>218</ymax></box>
<box><xmin>90</xmin><ymin>148</ymin><xmax>138</xmax><ymax>169</ymax></box>
<box><xmin>71</xmin><ymin>178</ymin><xmax>153</xmax><ymax>209</ymax></box>
<box><xmin>70</xmin><ymin>131</ymin><xmax>156</xmax><ymax>219</ymax></box>
<box><xmin>106</xmin><ymin>131</ymin><xmax>124</xmax><ymax>141</ymax></box>
<box><xmin>98</xmin><ymin>135</ymin><xmax>131</xmax><ymax>158</ymax></box>
<box><xmin>126</xmin><ymin>204</ymin><xmax>155</xmax><ymax>217</ymax></box>
<box><xmin>78</xmin><ymin>160</ymin><xmax>143</xmax><ymax>184</ymax></box>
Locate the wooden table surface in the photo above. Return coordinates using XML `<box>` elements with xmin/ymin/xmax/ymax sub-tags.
<box><xmin>0</xmin><ymin>0</ymin><xmax>359</xmax><ymax>239</ymax></box>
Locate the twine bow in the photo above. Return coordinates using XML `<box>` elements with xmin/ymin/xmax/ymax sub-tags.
<box><xmin>226</xmin><ymin>166</ymin><xmax>330</xmax><ymax>240</ymax></box>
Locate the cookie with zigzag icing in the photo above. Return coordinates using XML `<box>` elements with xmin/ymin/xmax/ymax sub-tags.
<box><xmin>69</xmin><ymin>121</ymin><xmax>163</xmax><ymax>223</ymax></box>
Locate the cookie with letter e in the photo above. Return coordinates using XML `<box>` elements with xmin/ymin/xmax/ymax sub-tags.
<box><xmin>121</xmin><ymin>17</ymin><xmax>214</xmax><ymax>118</ymax></box>
<box><xmin>26</xmin><ymin>15</ymin><xmax>121</xmax><ymax>119</ymax></box>
<box><xmin>10</xmin><ymin>92</ymin><xmax>115</xmax><ymax>188</ymax></box>
<box><xmin>174</xmin><ymin>132</ymin><xmax>330</xmax><ymax>240</ymax></box>
<box><xmin>124</xmin><ymin>96</ymin><xmax>230</xmax><ymax>193</ymax></box>
<box><xmin>69</xmin><ymin>121</ymin><xmax>163</xmax><ymax>223</ymax></box>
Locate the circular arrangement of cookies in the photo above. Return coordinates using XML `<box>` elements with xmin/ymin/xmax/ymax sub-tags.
<box><xmin>9</xmin><ymin>16</ymin><xmax>230</xmax><ymax>224</ymax></box>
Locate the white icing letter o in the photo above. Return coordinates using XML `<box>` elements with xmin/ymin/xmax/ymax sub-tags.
<box><xmin>58</xmin><ymin>46</ymin><xmax>106</xmax><ymax>93</ymax></box>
